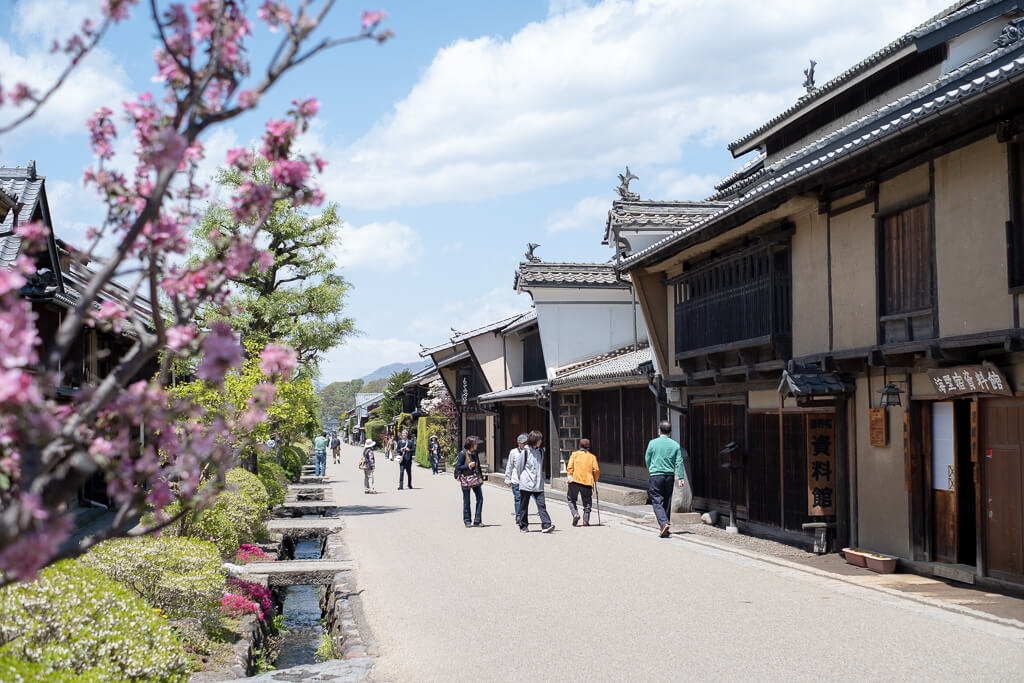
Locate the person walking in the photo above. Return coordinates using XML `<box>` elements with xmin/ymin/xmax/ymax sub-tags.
<box><xmin>517</xmin><ymin>430</ymin><xmax>554</xmax><ymax>533</ymax></box>
<box><xmin>330</xmin><ymin>433</ymin><xmax>342</xmax><ymax>464</ymax></box>
<box><xmin>428</xmin><ymin>435</ymin><xmax>442</xmax><ymax>474</ymax></box>
<box><xmin>396</xmin><ymin>429</ymin><xmax>415</xmax><ymax>490</ymax></box>
<box><xmin>455</xmin><ymin>436</ymin><xmax>484</xmax><ymax>527</ymax></box>
<box><xmin>566</xmin><ymin>438</ymin><xmax>600</xmax><ymax>526</ymax></box>
<box><xmin>504</xmin><ymin>433</ymin><xmax>528</xmax><ymax>517</ymax></box>
<box><xmin>361</xmin><ymin>439</ymin><xmax>377</xmax><ymax>493</ymax></box>
<box><xmin>645</xmin><ymin>420</ymin><xmax>686</xmax><ymax>538</ymax></box>
<box><xmin>313</xmin><ymin>431</ymin><xmax>329</xmax><ymax>476</ymax></box>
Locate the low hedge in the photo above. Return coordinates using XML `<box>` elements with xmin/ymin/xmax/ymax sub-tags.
<box><xmin>257</xmin><ymin>461</ymin><xmax>289</xmax><ymax>507</ymax></box>
<box><xmin>414</xmin><ymin>416</ymin><xmax>452</xmax><ymax>468</ymax></box>
<box><xmin>365</xmin><ymin>419</ymin><xmax>386</xmax><ymax>445</ymax></box>
<box><xmin>278</xmin><ymin>445</ymin><xmax>306</xmax><ymax>481</ymax></box>
<box><xmin>0</xmin><ymin>560</ymin><xmax>190</xmax><ymax>681</ymax></box>
<box><xmin>80</xmin><ymin>537</ymin><xmax>225</xmax><ymax>627</ymax></box>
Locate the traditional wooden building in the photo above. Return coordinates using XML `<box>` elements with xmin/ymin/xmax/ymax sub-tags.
<box><xmin>621</xmin><ymin>0</ymin><xmax>1024</xmax><ymax>588</ymax></box>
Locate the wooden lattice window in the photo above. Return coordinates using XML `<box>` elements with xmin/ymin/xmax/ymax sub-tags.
<box><xmin>878</xmin><ymin>202</ymin><xmax>935</xmax><ymax>343</ymax></box>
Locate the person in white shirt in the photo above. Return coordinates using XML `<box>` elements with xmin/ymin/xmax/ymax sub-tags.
<box><xmin>504</xmin><ymin>433</ymin><xmax>528</xmax><ymax>517</ymax></box>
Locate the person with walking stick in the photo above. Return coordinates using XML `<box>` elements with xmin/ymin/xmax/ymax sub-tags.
<box><xmin>566</xmin><ymin>438</ymin><xmax>599</xmax><ymax>527</ymax></box>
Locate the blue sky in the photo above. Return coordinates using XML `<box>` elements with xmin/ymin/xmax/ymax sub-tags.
<box><xmin>0</xmin><ymin>0</ymin><xmax>952</xmax><ymax>381</ymax></box>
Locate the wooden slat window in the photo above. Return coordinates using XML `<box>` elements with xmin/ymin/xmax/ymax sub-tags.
<box><xmin>880</xmin><ymin>202</ymin><xmax>934</xmax><ymax>343</ymax></box>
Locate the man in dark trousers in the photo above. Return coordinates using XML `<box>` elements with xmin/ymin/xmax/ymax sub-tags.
<box><xmin>396</xmin><ymin>429</ymin><xmax>415</xmax><ymax>490</ymax></box>
<box><xmin>645</xmin><ymin>420</ymin><xmax>686</xmax><ymax>538</ymax></box>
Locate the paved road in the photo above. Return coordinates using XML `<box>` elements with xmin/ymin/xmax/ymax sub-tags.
<box><xmin>329</xmin><ymin>444</ymin><xmax>1024</xmax><ymax>682</ymax></box>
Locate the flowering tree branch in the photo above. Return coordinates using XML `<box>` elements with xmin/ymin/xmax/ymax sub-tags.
<box><xmin>0</xmin><ymin>1</ymin><xmax>392</xmax><ymax>586</ymax></box>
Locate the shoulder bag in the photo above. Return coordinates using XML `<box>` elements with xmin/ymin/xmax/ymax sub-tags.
<box><xmin>458</xmin><ymin>451</ymin><xmax>482</xmax><ymax>489</ymax></box>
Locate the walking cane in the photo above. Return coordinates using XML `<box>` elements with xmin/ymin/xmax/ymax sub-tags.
<box><xmin>593</xmin><ymin>480</ymin><xmax>601</xmax><ymax>526</ymax></box>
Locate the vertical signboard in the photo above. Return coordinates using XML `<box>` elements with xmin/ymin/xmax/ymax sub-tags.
<box><xmin>807</xmin><ymin>414</ymin><xmax>836</xmax><ymax>516</ymax></box>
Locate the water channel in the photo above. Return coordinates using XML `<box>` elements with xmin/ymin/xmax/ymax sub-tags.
<box><xmin>273</xmin><ymin>536</ymin><xmax>327</xmax><ymax>668</ymax></box>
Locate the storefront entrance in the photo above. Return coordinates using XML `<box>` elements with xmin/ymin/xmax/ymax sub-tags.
<box><xmin>980</xmin><ymin>397</ymin><xmax>1024</xmax><ymax>583</ymax></box>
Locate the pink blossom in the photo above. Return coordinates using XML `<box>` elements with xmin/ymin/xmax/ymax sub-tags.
<box><xmin>269</xmin><ymin>159</ymin><xmax>309</xmax><ymax>187</ymax></box>
<box><xmin>292</xmin><ymin>97</ymin><xmax>319</xmax><ymax>117</ymax></box>
<box><xmin>362</xmin><ymin>9</ymin><xmax>387</xmax><ymax>30</ymax></box>
<box><xmin>255</xmin><ymin>251</ymin><xmax>274</xmax><ymax>273</ymax></box>
<box><xmin>147</xmin><ymin>127</ymin><xmax>188</xmax><ymax>170</ymax></box>
<box><xmin>221</xmin><ymin>592</ymin><xmax>262</xmax><ymax>619</ymax></box>
<box><xmin>0</xmin><ymin>515</ymin><xmax>72</xmax><ymax>582</ymax></box>
<box><xmin>196</xmin><ymin>322</ymin><xmax>243</xmax><ymax>383</ymax></box>
<box><xmin>166</xmin><ymin>325</ymin><xmax>196</xmax><ymax>352</ymax></box>
<box><xmin>225</xmin><ymin>147</ymin><xmax>251</xmax><ymax>169</ymax></box>
<box><xmin>258</xmin><ymin>0</ymin><xmax>292</xmax><ymax>31</ymax></box>
<box><xmin>238</xmin><ymin>90</ymin><xmax>258</xmax><ymax>109</ymax></box>
<box><xmin>259</xmin><ymin>344</ymin><xmax>297</xmax><ymax>379</ymax></box>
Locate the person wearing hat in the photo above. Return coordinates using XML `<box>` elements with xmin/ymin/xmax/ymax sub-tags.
<box><xmin>504</xmin><ymin>433</ymin><xmax>528</xmax><ymax>517</ymax></box>
<box><xmin>428</xmin><ymin>434</ymin><xmax>442</xmax><ymax>474</ymax></box>
<box><xmin>396</xmin><ymin>428</ymin><xmax>416</xmax><ymax>490</ymax></box>
<box><xmin>361</xmin><ymin>440</ymin><xmax>376</xmax><ymax>493</ymax></box>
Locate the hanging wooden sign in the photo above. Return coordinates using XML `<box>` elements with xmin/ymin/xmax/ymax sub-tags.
<box><xmin>869</xmin><ymin>407</ymin><xmax>888</xmax><ymax>447</ymax></box>
<box><xmin>926</xmin><ymin>361</ymin><xmax>1012</xmax><ymax>398</ymax></box>
<box><xmin>806</xmin><ymin>414</ymin><xmax>836</xmax><ymax>516</ymax></box>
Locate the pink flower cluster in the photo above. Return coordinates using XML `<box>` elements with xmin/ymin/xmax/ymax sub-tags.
<box><xmin>197</xmin><ymin>322</ymin><xmax>244</xmax><ymax>383</ymax></box>
<box><xmin>234</xmin><ymin>543</ymin><xmax>274</xmax><ymax>564</ymax></box>
<box><xmin>259</xmin><ymin>344</ymin><xmax>297</xmax><ymax>380</ymax></box>
<box><xmin>226</xmin><ymin>577</ymin><xmax>273</xmax><ymax>621</ymax></box>
<box><xmin>220</xmin><ymin>592</ymin><xmax>262</xmax><ymax>619</ymax></box>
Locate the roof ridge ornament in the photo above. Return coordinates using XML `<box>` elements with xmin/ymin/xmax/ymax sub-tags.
<box><xmin>524</xmin><ymin>242</ymin><xmax>541</xmax><ymax>263</ymax></box>
<box><xmin>802</xmin><ymin>59</ymin><xmax>817</xmax><ymax>94</ymax></box>
<box><xmin>615</xmin><ymin>166</ymin><xmax>639</xmax><ymax>201</ymax></box>
<box><xmin>994</xmin><ymin>17</ymin><xmax>1024</xmax><ymax>47</ymax></box>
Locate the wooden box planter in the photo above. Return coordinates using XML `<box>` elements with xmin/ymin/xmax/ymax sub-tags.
<box><xmin>842</xmin><ymin>548</ymin><xmax>897</xmax><ymax>573</ymax></box>
<box><xmin>842</xmin><ymin>547</ymin><xmax>867</xmax><ymax>568</ymax></box>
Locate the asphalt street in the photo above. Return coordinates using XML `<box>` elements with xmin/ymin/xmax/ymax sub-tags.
<box><xmin>330</xmin><ymin>444</ymin><xmax>1024</xmax><ymax>682</ymax></box>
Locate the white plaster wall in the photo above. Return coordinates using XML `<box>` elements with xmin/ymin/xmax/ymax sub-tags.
<box><xmin>533</xmin><ymin>288</ymin><xmax>648</xmax><ymax>374</ymax></box>
<box><xmin>942</xmin><ymin>18</ymin><xmax>1007</xmax><ymax>74</ymax></box>
<box><xmin>465</xmin><ymin>332</ymin><xmax>505</xmax><ymax>394</ymax></box>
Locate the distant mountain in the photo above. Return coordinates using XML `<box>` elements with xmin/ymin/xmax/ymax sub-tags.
<box><xmin>361</xmin><ymin>360</ymin><xmax>430</xmax><ymax>383</ymax></box>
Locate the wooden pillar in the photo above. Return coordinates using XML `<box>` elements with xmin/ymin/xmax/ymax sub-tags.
<box><xmin>835</xmin><ymin>397</ymin><xmax>850</xmax><ymax>549</ymax></box>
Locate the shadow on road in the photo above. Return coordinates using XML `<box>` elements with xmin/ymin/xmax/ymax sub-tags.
<box><xmin>334</xmin><ymin>505</ymin><xmax>408</xmax><ymax>516</ymax></box>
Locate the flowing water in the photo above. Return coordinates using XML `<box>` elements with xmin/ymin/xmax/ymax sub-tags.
<box><xmin>273</xmin><ymin>538</ymin><xmax>326</xmax><ymax>668</ymax></box>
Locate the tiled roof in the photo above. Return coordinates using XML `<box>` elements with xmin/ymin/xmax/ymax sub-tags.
<box><xmin>450</xmin><ymin>312</ymin><xmax>529</xmax><ymax>343</ymax></box>
<box><xmin>550</xmin><ymin>344</ymin><xmax>652</xmax><ymax>389</ymax></box>
<box><xmin>435</xmin><ymin>349</ymin><xmax>472</xmax><ymax>369</ymax></box>
<box><xmin>713</xmin><ymin>152</ymin><xmax>766</xmax><ymax>193</ymax></box>
<box><xmin>501</xmin><ymin>309</ymin><xmax>537</xmax><ymax>334</ymax></box>
<box><xmin>778</xmin><ymin>366</ymin><xmax>855</xmax><ymax>398</ymax></box>
<box><xmin>0</xmin><ymin>165</ymin><xmax>45</xmax><ymax>269</ymax></box>
<box><xmin>515</xmin><ymin>262</ymin><xmax>626</xmax><ymax>290</ymax></box>
<box><xmin>478</xmin><ymin>381</ymin><xmax>548</xmax><ymax>404</ymax></box>
<box><xmin>606</xmin><ymin>201</ymin><xmax>730</xmax><ymax>234</ymax></box>
<box><xmin>728</xmin><ymin>0</ymin><xmax>992</xmax><ymax>153</ymax></box>
<box><xmin>420</xmin><ymin>339</ymin><xmax>456</xmax><ymax>357</ymax></box>
<box><xmin>622</xmin><ymin>40</ymin><xmax>1024</xmax><ymax>269</ymax></box>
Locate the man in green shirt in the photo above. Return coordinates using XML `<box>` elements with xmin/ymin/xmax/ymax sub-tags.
<box><xmin>313</xmin><ymin>431</ymin><xmax>329</xmax><ymax>476</ymax></box>
<box><xmin>645</xmin><ymin>420</ymin><xmax>686</xmax><ymax>538</ymax></box>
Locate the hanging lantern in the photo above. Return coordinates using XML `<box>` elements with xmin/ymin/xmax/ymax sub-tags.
<box><xmin>878</xmin><ymin>382</ymin><xmax>904</xmax><ymax>408</ymax></box>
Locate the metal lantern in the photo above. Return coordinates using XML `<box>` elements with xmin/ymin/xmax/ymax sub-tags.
<box><xmin>878</xmin><ymin>382</ymin><xmax>904</xmax><ymax>408</ymax></box>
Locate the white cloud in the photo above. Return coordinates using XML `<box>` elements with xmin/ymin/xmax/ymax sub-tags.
<box><xmin>649</xmin><ymin>170</ymin><xmax>720</xmax><ymax>200</ymax></box>
<box><xmin>335</xmin><ymin>221</ymin><xmax>424</xmax><ymax>271</ymax></box>
<box><xmin>412</xmin><ymin>286</ymin><xmax>528</xmax><ymax>340</ymax></box>
<box><xmin>15</xmin><ymin>0</ymin><xmax>94</xmax><ymax>44</ymax></box>
<box><xmin>318</xmin><ymin>337</ymin><xmax>424</xmax><ymax>382</ymax></box>
<box><xmin>319</xmin><ymin>0</ymin><xmax>952</xmax><ymax>209</ymax></box>
<box><xmin>546</xmin><ymin>195</ymin><xmax>609</xmax><ymax>232</ymax></box>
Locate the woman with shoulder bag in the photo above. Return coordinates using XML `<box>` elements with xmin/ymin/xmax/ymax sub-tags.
<box><xmin>455</xmin><ymin>436</ymin><xmax>484</xmax><ymax>528</ymax></box>
<box><xmin>360</xmin><ymin>440</ymin><xmax>376</xmax><ymax>494</ymax></box>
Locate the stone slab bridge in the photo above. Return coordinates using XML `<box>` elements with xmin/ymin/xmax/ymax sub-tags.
<box><xmin>236</xmin><ymin>559</ymin><xmax>357</xmax><ymax>586</ymax></box>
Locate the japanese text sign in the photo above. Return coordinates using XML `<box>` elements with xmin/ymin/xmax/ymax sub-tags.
<box><xmin>926</xmin><ymin>361</ymin><xmax>1012</xmax><ymax>398</ymax></box>
<box><xmin>807</xmin><ymin>414</ymin><xmax>836</xmax><ymax>516</ymax></box>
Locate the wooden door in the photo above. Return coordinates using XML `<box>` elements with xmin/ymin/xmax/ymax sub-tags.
<box><xmin>689</xmin><ymin>402</ymin><xmax>746</xmax><ymax>510</ymax></box>
<box><xmin>583</xmin><ymin>390</ymin><xmax>622</xmax><ymax>478</ymax></box>
<box><xmin>981</xmin><ymin>399</ymin><xmax>1024</xmax><ymax>583</ymax></box>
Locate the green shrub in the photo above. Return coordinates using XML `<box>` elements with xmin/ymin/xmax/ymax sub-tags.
<box><xmin>0</xmin><ymin>560</ymin><xmax>189</xmax><ymax>681</ymax></box>
<box><xmin>365</xmin><ymin>419</ymin><xmax>386</xmax><ymax>444</ymax></box>
<box><xmin>80</xmin><ymin>537</ymin><xmax>225</xmax><ymax>627</ymax></box>
<box><xmin>279</xmin><ymin>445</ymin><xmax>306</xmax><ymax>481</ymax></box>
<box><xmin>0</xmin><ymin>655</ymin><xmax>106</xmax><ymax>682</ymax></box>
<box><xmin>159</xmin><ymin>467</ymin><xmax>272</xmax><ymax>557</ymax></box>
<box><xmin>414</xmin><ymin>416</ymin><xmax>450</xmax><ymax>468</ymax></box>
<box><xmin>258</xmin><ymin>461</ymin><xmax>288</xmax><ymax>507</ymax></box>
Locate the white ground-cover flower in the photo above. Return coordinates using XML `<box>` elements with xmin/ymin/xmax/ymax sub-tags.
<box><xmin>0</xmin><ymin>560</ymin><xmax>189</xmax><ymax>680</ymax></box>
<box><xmin>80</xmin><ymin>536</ymin><xmax>226</xmax><ymax>626</ymax></box>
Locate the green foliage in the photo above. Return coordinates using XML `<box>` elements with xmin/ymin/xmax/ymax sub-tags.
<box><xmin>195</xmin><ymin>160</ymin><xmax>355</xmax><ymax>371</ymax></box>
<box><xmin>365</xmin><ymin>419</ymin><xmax>386</xmax><ymax>445</ymax></box>
<box><xmin>277</xmin><ymin>445</ymin><xmax>307</xmax><ymax>481</ymax></box>
<box><xmin>374</xmin><ymin>370</ymin><xmax>413</xmax><ymax>423</ymax></box>
<box><xmin>80</xmin><ymin>537</ymin><xmax>225</xmax><ymax>627</ymax></box>
<box><xmin>414</xmin><ymin>416</ymin><xmax>453</xmax><ymax>468</ymax></box>
<box><xmin>318</xmin><ymin>379</ymin><xmax>364</xmax><ymax>422</ymax></box>
<box><xmin>0</xmin><ymin>655</ymin><xmax>106</xmax><ymax>682</ymax></box>
<box><xmin>314</xmin><ymin>632</ymin><xmax>335</xmax><ymax>662</ymax></box>
<box><xmin>161</xmin><ymin>467</ymin><xmax>272</xmax><ymax>558</ymax></box>
<box><xmin>0</xmin><ymin>560</ymin><xmax>190</xmax><ymax>681</ymax></box>
<box><xmin>257</xmin><ymin>461</ymin><xmax>289</xmax><ymax>507</ymax></box>
<box><xmin>361</xmin><ymin>377</ymin><xmax>387</xmax><ymax>394</ymax></box>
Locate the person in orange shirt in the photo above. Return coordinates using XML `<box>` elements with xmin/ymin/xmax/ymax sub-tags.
<box><xmin>566</xmin><ymin>438</ymin><xmax>600</xmax><ymax>526</ymax></box>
